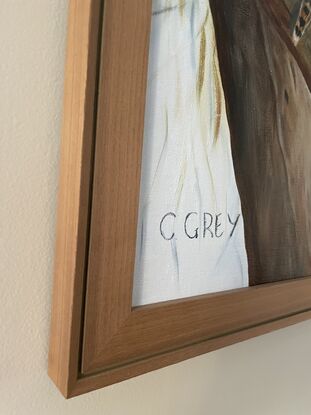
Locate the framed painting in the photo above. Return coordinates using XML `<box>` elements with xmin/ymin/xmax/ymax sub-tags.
<box><xmin>49</xmin><ymin>0</ymin><xmax>311</xmax><ymax>398</ymax></box>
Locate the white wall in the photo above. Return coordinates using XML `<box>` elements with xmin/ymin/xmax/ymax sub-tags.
<box><xmin>1</xmin><ymin>1</ymin><xmax>311</xmax><ymax>414</ymax></box>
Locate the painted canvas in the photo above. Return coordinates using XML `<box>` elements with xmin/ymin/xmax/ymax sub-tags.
<box><xmin>132</xmin><ymin>0</ymin><xmax>311</xmax><ymax>306</ymax></box>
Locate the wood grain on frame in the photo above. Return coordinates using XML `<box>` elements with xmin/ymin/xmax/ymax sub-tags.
<box><xmin>48</xmin><ymin>0</ymin><xmax>103</xmax><ymax>397</ymax></box>
<box><xmin>82</xmin><ymin>0</ymin><xmax>153</xmax><ymax>369</ymax></box>
<box><xmin>49</xmin><ymin>0</ymin><xmax>311</xmax><ymax>398</ymax></box>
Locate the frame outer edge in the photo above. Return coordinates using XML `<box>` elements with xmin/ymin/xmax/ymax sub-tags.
<box><xmin>48</xmin><ymin>0</ymin><xmax>103</xmax><ymax>398</ymax></box>
<box><xmin>71</xmin><ymin>309</ymin><xmax>311</xmax><ymax>398</ymax></box>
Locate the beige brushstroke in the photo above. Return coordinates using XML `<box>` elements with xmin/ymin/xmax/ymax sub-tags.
<box><xmin>175</xmin><ymin>158</ymin><xmax>187</xmax><ymax>209</ymax></box>
<box><xmin>175</xmin><ymin>68</ymin><xmax>181</xmax><ymax>115</ymax></box>
<box><xmin>197</xmin><ymin>9</ymin><xmax>210</xmax><ymax>99</ymax></box>
<box><xmin>179</xmin><ymin>0</ymin><xmax>186</xmax><ymax>16</ymax></box>
<box><xmin>212</xmin><ymin>45</ymin><xmax>222</xmax><ymax>143</ymax></box>
<box><xmin>197</xmin><ymin>28</ymin><xmax>206</xmax><ymax>98</ymax></box>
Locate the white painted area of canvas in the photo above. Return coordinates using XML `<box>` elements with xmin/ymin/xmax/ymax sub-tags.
<box><xmin>133</xmin><ymin>0</ymin><xmax>249</xmax><ymax>306</ymax></box>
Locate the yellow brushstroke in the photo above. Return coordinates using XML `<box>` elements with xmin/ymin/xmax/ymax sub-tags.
<box><xmin>212</xmin><ymin>46</ymin><xmax>222</xmax><ymax>143</ymax></box>
<box><xmin>175</xmin><ymin>69</ymin><xmax>181</xmax><ymax>115</ymax></box>
<box><xmin>196</xmin><ymin>9</ymin><xmax>210</xmax><ymax>100</ymax></box>
<box><xmin>197</xmin><ymin>28</ymin><xmax>206</xmax><ymax>99</ymax></box>
<box><xmin>179</xmin><ymin>0</ymin><xmax>186</xmax><ymax>16</ymax></box>
<box><xmin>175</xmin><ymin>159</ymin><xmax>187</xmax><ymax>209</ymax></box>
<box><xmin>196</xmin><ymin>9</ymin><xmax>218</xmax><ymax>206</ymax></box>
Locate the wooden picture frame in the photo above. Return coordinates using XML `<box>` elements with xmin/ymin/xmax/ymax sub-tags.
<box><xmin>48</xmin><ymin>0</ymin><xmax>311</xmax><ymax>398</ymax></box>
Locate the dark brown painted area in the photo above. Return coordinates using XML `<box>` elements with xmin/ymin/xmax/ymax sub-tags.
<box><xmin>210</xmin><ymin>0</ymin><xmax>311</xmax><ymax>285</ymax></box>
